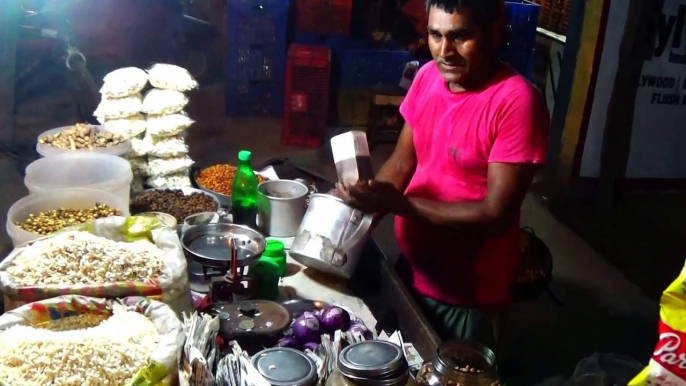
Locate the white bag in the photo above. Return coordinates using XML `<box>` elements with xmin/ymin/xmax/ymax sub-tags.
<box><xmin>94</xmin><ymin>93</ymin><xmax>143</xmax><ymax>120</ymax></box>
<box><xmin>129</xmin><ymin>157</ymin><xmax>151</xmax><ymax>177</ymax></box>
<box><xmin>148</xmin><ymin>155</ymin><xmax>194</xmax><ymax>177</ymax></box>
<box><xmin>147</xmin><ymin>136</ymin><xmax>189</xmax><ymax>158</ymax></box>
<box><xmin>103</xmin><ymin>114</ymin><xmax>147</xmax><ymax>139</ymax></box>
<box><xmin>147</xmin><ymin>113</ymin><xmax>195</xmax><ymax>138</ymax></box>
<box><xmin>142</xmin><ymin>89</ymin><xmax>189</xmax><ymax>115</ymax></box>
<box><xmin>100</xmin><ymin>67</ymin><xmax>149</xmax><ymax>98</ymax></box>
<box><xmin>147</xmin><ymin>63</ymin><xmax>198</xmax><ymax>92</ymax></box>
<box><xmin>130</xmin><ymin>137</ymin><xmax>154</xmax><ymax>157</ymax></box>
<box><xmin>147</xmin><ymin>173</ymin><xmax>193</xmax><ymax>189</ymax></box>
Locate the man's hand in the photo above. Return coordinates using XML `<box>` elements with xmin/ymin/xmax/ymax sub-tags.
<box><xmin>336</xmin><ymin>180</ymin><xmax>405</xmax><ymax>215</ymax></box>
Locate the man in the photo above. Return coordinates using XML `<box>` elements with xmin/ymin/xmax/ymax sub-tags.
<box><xmin>338</xmin><ymin>0</ymin><xmax>549</xmax><ymax>350</ymax></box>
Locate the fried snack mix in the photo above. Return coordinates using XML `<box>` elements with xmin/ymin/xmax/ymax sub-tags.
<box><xmin>630</xmin><ymin>263</ymin><xmax>686</xmax><ymax>385</ymax></box>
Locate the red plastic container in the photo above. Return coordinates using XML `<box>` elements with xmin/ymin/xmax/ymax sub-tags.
<box><xmin>282</xmin><ymin>44</ymin><xmax>331</xmax><ymax>148</ymax></box>
<box><xmin>296</xmin><ymin>0</ymin><xmax>352</xmax><ymax>36</ymax></box>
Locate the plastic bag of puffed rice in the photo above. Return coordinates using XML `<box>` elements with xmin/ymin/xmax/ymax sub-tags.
<box><xmin>147</xmin><ymin>113</ymin><xmax>195</xmax><ymax>138</ymax></box>
<box><xmin>147</xmin><ymin>63</ymin><xmax>198</xmax><ymax>92</ymax></box>
<box><xmin>129</xmin><ymin>157</ymin><xmax>150</xmax><ymax>177</ymax></box>
<box><xmin>131</xmin><ymin>175</ymin><xmax>146</xmax><ymax>194</ymax></box>
<box><xmin>147</xmin><ymin>136</ymin><xmax>189</xmax><ymax>158</ymax></box>
<box><xmin>0</xmin><ymin>295</ymin><xmax>184</xmax><ymax>386</ymax></box>
<box><xmin>148</xmin><ymin>155</ymin><xmax>194</xmax><ymax>177</ymax></box>
<box><xmin>103</xmin><ymin>113</ymin><xmax>147</xmax><ymax>139</ymax></box>
<box><xmin>94</xmin><ymin>93</ymin><xmax>143</xmax><ymax>120</ymax></box>
<box><xmin>100</xmin><ymin>67</ymin><xmax>149</xmax><ymax>98</ymax></box>
<box><xmin>147</xmin><ymin>173</ymin><xmax>192</xmax><ymax>189</ymax></box>
<box><xmin>130</xmin><ymin>137</ymin><xmax>154</xmax><ymax>157</ymax></box>
<box><xmin>0</xmin><ymin>217</ymin><xmax>192</xmax><ymax>317</ymax></box>
<box><xmin>142</xmin><ymin>89</ymin><xmax>189</xmax><ymax>115</ymax></box>
<box><xmin>630</xmin><ymin>260</ymin><xmax>686</xmax><ymax>385</ymax></box>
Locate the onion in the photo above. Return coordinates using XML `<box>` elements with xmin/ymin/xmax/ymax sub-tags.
<box><xmin>320</xmin><ymin>306</ymin><xmax>351</xmax><ymax>333</ymax></box>
<box><xmin>276</xmin><ymin>337</ymin><xmax>299</xmax><ymax>348</ymax></box>
<box><xmin>347</xmin><ymin>323</ymin><xmax>373</xmax><ymax>340</ymax></box>
<box><xmin>302</xmin><ymin>342</ymin><xmax>319</xmax><ymax>351</ymax></box>
<box><xmin>292</xmin><ymin>311</ymin><xmax>321</xmax><ymax>343</ymax></box>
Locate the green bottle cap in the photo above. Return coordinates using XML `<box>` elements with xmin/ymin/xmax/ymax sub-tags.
<box><xmin>238</xmin><ymin>150</ymin><xmax>252</xmax><ymax>162</ymax></box>
<box><xmin>263</xmin><ymin>240</ymin><xmax>285</xmax><ymax>258</ymax></box>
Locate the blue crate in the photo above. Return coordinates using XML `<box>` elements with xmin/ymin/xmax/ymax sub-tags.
<box><xmin>327</xmin><ymin>39</ymin><xmax>410</xmax><ymax>89</ymax></box>
<box><xmin>225</xmin><ymin>80</ymin><xmax>284</xmax><ymax>117</ymax></box>
<box><xmin>225</xmin><ymin>0</ymin><xmax>289</xmax><ymax>46</ymax></box>
<box><xmin>500</xmin><ymin>1</ymin><xmax>540</xmax><ymax>79</ymax></box>
<box><xmin>226</xmin><ymin>44</ymin><xmax>286</xmax><ymax>82</ymax></box>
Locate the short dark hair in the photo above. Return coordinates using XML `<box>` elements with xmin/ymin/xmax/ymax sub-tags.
<box><xmin>425</xmin><ymin>0</ymin><xmax>503</xmax><ymax>26</ymax></box>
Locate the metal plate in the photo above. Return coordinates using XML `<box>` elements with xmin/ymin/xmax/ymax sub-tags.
<box><xmin>181</xmin><ymin>223</ymin><xmax>266</xmax><ymax>268</ymax></box>
<box><xmin>251</xmin><ymin>348</ymin><xmax>317</xmax><ymax>386</ymax></box>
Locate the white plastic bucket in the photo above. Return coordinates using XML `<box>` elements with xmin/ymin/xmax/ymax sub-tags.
<box><xmin>36</xmin><ymin>125</ymin><xmax>131</xmax><ymax>158</ymax></box>
<box><xmin>5</xmin><ymin>188</ymin><xmax>130</xmax><ymax>247</ymax></box>
<box><xmin>24</xmin><ymin>153</ymin><xmax>133</xmax><ymax>202</ymax></box>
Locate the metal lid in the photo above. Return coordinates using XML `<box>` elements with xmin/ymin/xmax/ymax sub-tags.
<box><xmin>203</xmin><ymin>300</ymin><xmax>291</xmax><ymax>339</ymax></box>
<box><xmin>338</xmin><ymin>340</ymin><xmax>407</xmax><ymax>380</ymax></box>
<box><xmin>251</xmin><ymin>348</ymin><xmax>317</xmax><ymax>386</ymax></box>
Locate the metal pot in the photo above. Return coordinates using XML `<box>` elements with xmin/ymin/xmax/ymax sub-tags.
<box><xmin>289</xmin><ymin>194</ymin><xmax>373</xmax><ymax>279</ymax></box>
<box><xmin>257</xmin><ymin>179</ymin><xmax>309</xmax><ymax>237</ymax></box>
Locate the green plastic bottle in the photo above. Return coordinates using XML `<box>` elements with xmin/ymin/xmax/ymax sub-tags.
<box><xmin>231</xmin><ymin>150</ymin><xmax>259</xmax><ymax>229</ymax></box>
<box><xmin>263</xmin><ymin>239</ymin><xmax>287</xmax><ymax>277</ymax></box>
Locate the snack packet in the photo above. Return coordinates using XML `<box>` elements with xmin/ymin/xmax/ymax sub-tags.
<box><xmin>630</xmin><ymin>263</ymin><xmax>686</xmax><ymax>385</ymax></box>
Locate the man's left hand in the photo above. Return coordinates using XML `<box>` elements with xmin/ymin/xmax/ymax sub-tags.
<box><xmin>336</xmin><ymin>180</ymin><xmax>405</xmax><ymax>214</ymax></box>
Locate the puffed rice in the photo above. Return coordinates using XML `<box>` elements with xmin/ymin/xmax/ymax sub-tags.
<box><xmin>147</xmin><ymin>155</ymin><xmax>194</xmax><ymax>177</ymax></box>
<box><xmin>94</xmin><ymin>94</ymin><xmax>143</xmax><ymax>120</ymax></box>
<box><xmin>147</xmin><ymin>136</ymin><xmax>188</xmax><ymax>158</ymax></box>
<box><xmin>146</xmin><ymin>173</ymin><xmax>192</xmax><ymax>189</ymax></box>
<box><xmin>6</xmin><ymin>232</ymin><xmax>165</xmax><ymax>286</ymax></box>
<box><xmin>0</xmin><ymin>306</ymin><xmax>159</xmax><ymax>386</ymax></box>
<box><xmin>142</xmin><ymin>89</ymin><xmax>188</xmax><ymax>115</ymax></box>
<box><xmin>128</xmin><ymin>157</ymin><xmax>151</xmax><ymax>177</ymax></box>
<box><xmin>102</xmin><ymin>114</ymin><xmax>147</xmax><ymax>139</ymax></box>
<box><xmin>147</xmin><ymin>63</ymin><xmax>198</xmax><ymax>91</ymax></box>
<box><xmin>147</xmin><ymin>114</ymin><xmax>195</xmax><ymax>139</ymax></box>
<box><xmin>100</xmin><ymin>67</ymin><xmax>149</xmax><ymax>98</ymax></box>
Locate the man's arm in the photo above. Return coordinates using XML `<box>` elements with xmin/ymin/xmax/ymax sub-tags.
<box><xmin>393</xmin><ymin>163</ymin><xmax>538</xmax><ymax>236</ymax></box>
<box><xmin>375</xmin><ymin>123</ymin><xmax>417</xmax><ymax>191</ymax></box>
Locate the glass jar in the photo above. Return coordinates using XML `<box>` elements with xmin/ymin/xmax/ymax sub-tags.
<box><xmin>415</xmin><ymin>340</ymin><xmax>500</xmax><ymax>386</ymax></box>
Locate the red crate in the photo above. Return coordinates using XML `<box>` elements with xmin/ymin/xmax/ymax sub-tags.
<box><xmin>282</xmin><ymin>44</ymin><xmax>331</xmax><ymax>147</ymax></box>
<box><xmin>296</xmin><ymin>0</ymin><xmax>352</xmax><ymax>36</ymax></box>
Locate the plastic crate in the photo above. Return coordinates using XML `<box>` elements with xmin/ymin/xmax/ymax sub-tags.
<box><xmin>336</xmin><ymin>89</ymin><xmax>372</xmax><ymax>126</ymax></box>
<box><xmin>501</xmin><ymin>1</ymin><xmax>540</xmax><ymax>79</ymax></box>
<box><xmin>296</xmin><ymin>0</ymin><xmax>352</xmax><ymax>36</ymax></box>
<box><xmin>225</xmin><ymin>80</ymin><xmax>284</xmax><ymax>117</ymax></box>
<box><xmin>282</xmin><ymin>44</ymin><xmax>331</xmax><ymax>147</ymax></box>
<box><xmin>226</xmin><ymin>44</ymin><xmax>286</xmax><ymax>82</ymax></box>
<box><xmin>335</xmin><ymin>49</ymin><xmax>410</xmax><ymax>89</ymax></box>
<box><xmin>225</xmin><ymin>0</ymin><xmax>289</xmax><ymax>46</ymax></box>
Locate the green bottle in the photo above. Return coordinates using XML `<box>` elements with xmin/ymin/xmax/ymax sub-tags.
<box><xmin>231</xmin><ymin>150</ymin><xmax>258</xmax><ymax>229</ymax></box>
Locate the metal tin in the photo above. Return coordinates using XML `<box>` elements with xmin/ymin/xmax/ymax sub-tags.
<box><xmin>252</xmin><ymin>347</ymin><xmax>318</xmax><ymax>386</ymax></box>
<box><xmin>257</xmin><ymin>179</ymin><xmax>309</xmax><ymax>237</ymax></box>
<box><xmin>181</xmin><ymin>223</ymin><xmax>266</xmax><ymax>269</ymax></box>
<box><xmin>338</xmin><ymin>341</ymin><xmax>408</xmax><ymax>383</ymax></box>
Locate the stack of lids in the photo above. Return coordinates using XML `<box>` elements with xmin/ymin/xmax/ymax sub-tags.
<box><xmin>338</xmin><ymin>341</ymin><xmax>409</xmax><ymax>385</ymax></box>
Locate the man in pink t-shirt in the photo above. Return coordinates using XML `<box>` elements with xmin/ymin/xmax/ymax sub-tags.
<box><xmin>338</xmin><ymin>0</ymin><xmax>549</xmax><ymax>350</ymax></box>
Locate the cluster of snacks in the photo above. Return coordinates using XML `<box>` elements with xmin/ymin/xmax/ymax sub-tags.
<box><xmin>196</xmin><ymin>164</ymin><xmax>267</xmax><ymax>196</ymax></box>
<box><xmin>39</xmin><ymin>123</ymin><xmax>126</xmax><ymax>150</ymax></box>
<box><xmin>131</xmin><ymin>189</ymin><xmax>218</xmax><ymax>223</ymax></box>
<box><xmin>0</xmin><ymin>306</ymin><xmax>159</xmax><ymax>386</ymax></box>
<box><xmin>6</xmin><ymin>231</ymin><xmax>165</xmax><ymax>286</ymax></box>
<box><xmin>14</xmin><ymin>204</ymin><xmax>121</xmax><ymax>235</ymax></box>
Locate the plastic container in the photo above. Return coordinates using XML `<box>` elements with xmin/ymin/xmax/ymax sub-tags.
<box><xmin>36</xmin><ymin>125</ymin><xmax>132</xmax><ymax>158</ymax></box>
<box><xmin>281</xmin><ymin>44</ymin><xmax>331</xmax><ymax>148</ymax></box>
<box><xmin>5</xmin><ymin>188</ymin><xmax>130</xmax><ymax>247</ymax></box>
<box><xmin>501</xmin><ymin>1</ymin><xmax>540</xmax><ymax>79</ymax></box>
<box><xmin>24</xmin><ymin>153</ymin><xmax>133</xmax><ymax>203</ymax></box>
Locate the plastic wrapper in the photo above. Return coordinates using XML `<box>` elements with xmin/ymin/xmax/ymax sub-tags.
<box><xmin>129</xmin><ymin>156</ymin><xmax>151</xmax><ymax>177</ymax></box>
<box><xmin>103</xmin><ymin>114</ymin><xmax>148</xmax><ymax>139</ymax></box>
<box><xmin>0</xmin><ymin>216</ymin><xmax>192</xmax><ymax>316</ymax></box>
<box><xmin>143</xmin><ymin>89</ymin><xmax>189</xmax><ymax>115</ymax></box>
<box><xmin>147</xmin><ymin>63</ymin><xmax>198</xmax><ymax>92</ymax></box>
<box><xmin>100</xmin><ymin>67</ymin><xmax>149</xmax><ymax>98</ymax></box>
<box><xmin>130</xmin><ymin>137</ymin><xmax>154</xmax><ymax>157</ymax></box>
<box><xmin>94</xmin><ymin>93</ymin><xmax>143</xmax><ymax>120</ymax></box>
<box><xmin>147</xmin><ymin>173</ymin><xmax>192</xmax><ymax>189</ymax></box>
<box><xmin>0</xmin><ymin>295</ymin><xmax>184</xmax><ymax>386</ymax></box>
<box><xmin>148</xmin><ymin>136</ymin><xmax>189</xmax><ymax>158</ymax></box>
<box><xmin>630</xmin><ymin>261</ymin><xmax>686</xmax><ymax>385</ymax></box>
<box><xmin>148</xmin><ymin>155</ymin><xmax>194</xmax><ymax>177</ymax></box>
<box><xmin>147</xmin><ymin>113</ymin><xmax>195</xmax><ymax>139</ymax></box>
<box><xmin>331</xmin><ymin>130</ymin><xmax>374</xmax><ymax>186</ymax></box>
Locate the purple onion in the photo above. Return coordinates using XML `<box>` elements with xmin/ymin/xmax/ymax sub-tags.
<box><xmin>302</xmin><ymin>342</ymin><xmax>319</xmax><ymax>351</ymax></box>
<box><xmin>292</xmin><ymin>311</ymin><xmax>321</xmax><ymax>343</ymax></box>
<box><xmin>347</xmin><ymin>323</ymin><xmax>373</xmax><ymax>340</ymax></box>
<box><xmin>320</xmin><ymin>306</ymin><xmax>351</xmax><ymax>333</ymax></box>
<box><xmin>276</xmin><ymin>337</ymin><xmax>299</xmax><ymax>348</ymax></box>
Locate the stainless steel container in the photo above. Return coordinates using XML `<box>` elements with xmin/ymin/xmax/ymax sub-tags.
<box><xmin>338</xmin><ymin>341</ymin><xmax>410</xmax><ymax>385</ymax></box>
<box><xmin>415</xmin><ymin>340</ymin><xmax>499</xmax><ymax>386</ymax></box>
<box><xmin>257</xmin><ymin>179</ymin><xmax>309</xmax><ymax>237</ymax></box>
<box><xmin>252</xmin><ymin>347</ymin><xmax>318</xmax><ymax>386</ymax></box>
<box><xmin>289</xmin><ymin>194</ymin><xmax>373</xmax><ymax>279</ymax></box>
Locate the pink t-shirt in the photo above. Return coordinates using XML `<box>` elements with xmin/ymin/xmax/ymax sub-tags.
<box><xmin>396</xmin><ymin>62</ymin><xmax>549</xmax><ymax>307</ymax></box>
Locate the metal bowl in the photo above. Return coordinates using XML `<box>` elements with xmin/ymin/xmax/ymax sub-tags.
<box><xmin>131</xmin><ymin>187</ymin><xmax>221</xmax><ymax>233</ymax></box>
<box><xmin>193</xmin><ymin>169</ymin><xmax>232</xmax><ymax>207</ymax></box>
<box><xmin>181</xmin><ymin>223</ymin><xmax>266</xmax><ymax>269</ymax></box>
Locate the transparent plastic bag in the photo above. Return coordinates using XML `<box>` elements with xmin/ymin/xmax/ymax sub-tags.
<box><xmin>147</xmin><ymin>113</ymin><xmax>195</xmax><ymax>138</ymax></box>
<box><xmin>103</xmin><ymin>114</ymin><xmax>147</xmax><ymax>139</ymax></box>
<box><xmin>94</xmin><ymin>94</ymin><xmax>143</xmax><ymax>120</ymax></box>
<box><xmin>567</xmin><ymin>353</ymin><xmax>643</xmax><ymax>386</ymax></box>
<box><xmin>142</xmin><ymin>89</ymin><xmax>188</xmax><ymax>115</ymax></box>
<box><xmin>147</xmin><ymin>63</ymin><xmax>198</xmax><ymax>92</ymax></box>
<box><xmin>100</xmin><ymin>67</ymin><xmax>149</xmax><ymax>98</ymax></box>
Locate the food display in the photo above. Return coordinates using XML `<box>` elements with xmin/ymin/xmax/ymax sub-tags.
<box><xmin>0</xmin><ymin>306</ymin><xmax>159</xmax><ymax>386</ymax></box>
<box><xmin>14</xmin><ymin>204</ymin><xmax>121</xmax><ymax>235</ymax></box>
<box><xmin>39</xmin><ymin>123</ymin><xmax>126</xmax><ymax>150</ymax></box>
<box><xmin>147</xmin><ymin>63</ymin><xmax>199</xmax><ymax>92</ymax></box>
<box><xmin>195</xmin><ymin>164</ymin><xmax>268</xmax><ymax>196</ymax></box>
<box><xmin>131</xmin><ymin>189</ymin><xmax>219</xmax><ymax>223</ymax></box>
<box><xmin>6</xmin><ymin>231</ymin><xmax>165</xmax><ymax>286</ymax></box>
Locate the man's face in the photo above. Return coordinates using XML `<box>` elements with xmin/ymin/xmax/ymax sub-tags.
<box><xmin>427</xmin><ymin>6</ymin><xmax>498</xmax><ymax>87</ymax></box>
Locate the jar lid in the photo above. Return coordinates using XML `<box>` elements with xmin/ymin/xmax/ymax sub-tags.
<box><xmin>251</xmin><ymin>348</ymin><xmax>317</xmax><ymax>386</ymax></box>
<box><xmin>338</xmin><ymin>340</ymin><xmax>407</xmax><ymax>380</ymax></box>
<box><xmin>264</xmin><ymin>239</ymin><xmax>286</xmax><ymax>258</ymax></box>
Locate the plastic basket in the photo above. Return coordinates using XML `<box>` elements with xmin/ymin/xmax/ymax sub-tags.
<box><xmin>281</xmin><ymin>44</ymin><xmax>331</xmax><ymax>148</ymax></box>
<box><xmin>329</xmin><ymin>42</ymin><xmax>411</xmax><ymax>89</ymax></box>
<box><xmin>501</xmin><ymin>1</ymin><xmax>540</xmax><ymax>79</ymax></box>
<box><xmin>295</xmin><ymin>0</ymin><xmax>352</xmax><ymax>36</ymax></box>
<box><xmin>225</xmin><ymin>80</ymin><xmax>284</xmax><ymax>117</ymax></box>
<box><xmin>225</xmin><ymin>0</ymin><xmax>289</xmax><ymax>46</ymax></box>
